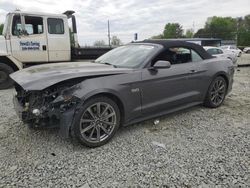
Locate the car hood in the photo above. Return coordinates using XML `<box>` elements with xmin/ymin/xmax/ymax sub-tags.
<box><xmin>10</xmin><ymin>62</ymin><xmax>133</xmax><ymax>90</ymax></box>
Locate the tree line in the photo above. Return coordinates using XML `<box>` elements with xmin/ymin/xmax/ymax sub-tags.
<box><xmin>151</xmin><ymin>14</ymin><xmax>250</xmax><ymax>46</ymax></box>
<box><xmin>93</xmin><ymin>36</ymin><xmax>122</xmax><ymax>47</ymax></box>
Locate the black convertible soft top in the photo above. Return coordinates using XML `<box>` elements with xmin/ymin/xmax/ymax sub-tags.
<box><xmin>137</xmin><ymin>39</ymin><xmax>213</xmax><ymax>60</ymax></box>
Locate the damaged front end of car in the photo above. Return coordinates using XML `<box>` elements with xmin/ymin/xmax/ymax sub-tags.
<box><xmin>13</xmin><ymin>83</ymin><xmax>82</xmax><ymax>138</ymax></box>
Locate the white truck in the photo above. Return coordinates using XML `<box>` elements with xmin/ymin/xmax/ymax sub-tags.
<box><xmin>0</xmin><ymin>10</ymin><xmax>112</xmax><ymax>89</ymax></box>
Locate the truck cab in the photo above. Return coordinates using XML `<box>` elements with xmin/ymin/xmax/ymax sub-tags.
<box><xmin>0</xmin><ymin>10</ymin><xmax>112</xmax><ymax>89</ymax></box>
<box><xmin>2</xmin><ymin>10</ymin><xmax>71</xmax><ymax>62</ymax></box>
<box><xmin>0</xmin><ymin>10</ymin><xmax>72</xmax><ymax>89</ymax></box>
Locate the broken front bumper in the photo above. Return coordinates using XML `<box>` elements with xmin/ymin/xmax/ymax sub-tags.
<box><xmin>13</xmin><ymin>95</ymin><xmax>79</xmax><ymax>138</ymax></box>
<box><xmin>13</xmin><ymin>96</ymin><xmax>29</xmax><ymax>121</ymax></box>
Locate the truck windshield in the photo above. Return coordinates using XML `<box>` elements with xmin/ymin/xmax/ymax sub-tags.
<box><xmin>95</xmin><ymin>44</ymin><xmax>156</xmax><ymax>68</ymax></box>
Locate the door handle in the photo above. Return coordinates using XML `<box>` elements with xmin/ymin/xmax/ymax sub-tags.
<box><xmin>189</xmin><ymin>69</ymin><xmax>197</xmax><ymax>73</ymax></box>
<box><xmin>42</xmin><ymin>45</ymin><xmax>47</xmax><ymax>51</ymax></box>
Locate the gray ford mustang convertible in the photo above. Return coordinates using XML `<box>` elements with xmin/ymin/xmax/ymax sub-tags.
<box><xmin>10</xmin><ymin>40</ymin><xmax>235</xmax><ymax>147</ymax></box>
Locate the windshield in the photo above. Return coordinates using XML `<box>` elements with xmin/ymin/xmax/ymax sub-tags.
<box><xmin>95</xmin><ymin>44</ymin><xmax>157</xmax><ymax>68</ymax></box>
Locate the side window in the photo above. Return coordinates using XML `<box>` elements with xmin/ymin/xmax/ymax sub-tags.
<box><xmin>217</xmin><ymin>49</ymin><xmax>223</xmax><ymax>54</ymax></box>
<box><xmin>153</xmin><ymin>47</ymin><xmax>194</xmax><ymax>65</ymax></box>
<box><xmin>152</xmin><ymin>47</ymin><xmax>203</xmax><ymax>66</ymax></box>
<box><xmin>207</xmin><ymin>48</ymin><xmax>217</xmax><ymax>55</ymax></box>
<box><xmin>12</xmin><ymin>15</ymin><xmax>22</xmax><ymax>36</ymax></box>
<box><xmin>191</xmin><ymin>50</ymin><xmax>203</xmax><ymax>62</ymax></box>
<box><xmin>24</xmin><ymin>16</ymin><xmax>43</xmax><ymax>35</ymax></box>
<box><xmin>47</xmin><ymin>18</ymin><xmax>64</xmax><ymax>34</ymax></box>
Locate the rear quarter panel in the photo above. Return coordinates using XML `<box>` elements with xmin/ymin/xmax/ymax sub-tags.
<box><xmin>201</xmin><ymin>57</ymin><xmax>234</xmax><ymax>99</ymax></box>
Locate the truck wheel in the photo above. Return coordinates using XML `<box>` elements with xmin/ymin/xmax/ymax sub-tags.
<box><xmin>72</xmin><ymin>96</ymin><xmax>120</xmax><ymax>147</ymax></box>
<box><xmin>0</xmin><ymin>64</ymin><xmax>14</xmax><ymax>89</ymax></box>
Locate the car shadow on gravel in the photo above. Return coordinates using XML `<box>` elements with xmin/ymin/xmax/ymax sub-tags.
<box><xmin>16</xmin><ymin>104</ymin><xmax>217</xmax><ymax>151</ymax></box>
<box><xmin>115</xmin><ymin>105</ymin><xmax>205</xmax><ymax>138</ymax></box>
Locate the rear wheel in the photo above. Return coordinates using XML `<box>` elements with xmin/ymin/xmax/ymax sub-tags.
<box><xmin>72</xmin><ymin>96</ymin><xmax>120</xmax><ymax>147</ymax></box>
<box><xmin>0</xmin><ymin>63</ymin><xmax>14</xmax><ymax>89</ymax></box>
<box><xmin>204</xmin><ymin>76</ymin><xmax>227</xmax><ymax>108</ymax></box>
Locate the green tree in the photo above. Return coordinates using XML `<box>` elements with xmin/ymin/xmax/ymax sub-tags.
<box><xmin>185</xmin><ymin>29</ymin><xmax>194</xmax><ymax>38</ymax></box>
<box><xmin>93</xmin><ymin>40</ymin><xmax>106</xmax><ymax>47</ymax></box>
<box><xmin>111</xmin><ymin>36</ymin><xmax>122</xmax><ymax>46</ymax></box>
<box><xmin>194</xmin><ymin>16</ymin><xmax>237</xmax><ymax>40</ymax></box>
<box><xmin>194</xmin><ymin>28</ymin><xmax>210</xmax><ymax>38</ymax></box>
<box><xmin>237</xmin><ymin>15</ymin><xmax>250</xmax><ymax>46</ymax></box>
<box><xmin>151</xmin><ymin>34</ymin><xmax>164</xmax><ymax>39</ymax></box>
<box><xmin>243</xmin><ymin>14</ymin><xmax>250</xmax><ymax>30</ymax></box>
<box><xmin>163</xmin><ymin>23</ymin><xmax>183</xmax><ymax>38</ymax></box>
<box><xmin>204</xmin><ymin>16</ymin><xmax>237</xmax><ymax>40</ymax></box>
<box><xmin>238</xmin><ymin>28</ymin><xmax>250</xmax><ymax>46</ymax></box>
<box><xmin>0</xmin><ymin>24</ymin><xmax>4</xmax><ymax>35</ymax></box>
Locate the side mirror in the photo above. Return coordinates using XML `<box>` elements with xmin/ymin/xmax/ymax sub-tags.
<box><xmin>152</xmin><ymin>60</ymin><xmax>171</xmax><ymax>69</ymax></box>
<box><xmin>15</xmin><ymin>29</ymin><xmax>22</xmax><ymax>38</ymax></box>
<box><xmin>15</xmin><ymin>29</ymin><xmax>27</xmax><ymax>38</ymax></box>
<box><xmin>23</xmin><ymin>30</ymin><xmax>29</xmax><ymax>36</ymax></box>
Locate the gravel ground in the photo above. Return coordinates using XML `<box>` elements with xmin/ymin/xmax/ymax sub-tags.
<box><xmin>0</xmin><ymin>66</ymin><xmax>250</xmax><ymax>187</ymax></box>
<box><xmin>238</xmin><ymin>54</ymin><xmax>250</xmax><ymax>66</ymax></box>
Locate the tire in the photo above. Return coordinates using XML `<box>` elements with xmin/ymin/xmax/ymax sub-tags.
<box><xmin>204</xmin><ymin>76</ymin><xmax>227</xmax><ymax>108</ymax></box>
<box><xmin>72</xmin><ymin>96</ymin><xmax>121</xmax><ymax>147</ymax></box>
<box><xmin>0</xmin><ymin>63</ymin><xmax>14</xmax><ymax>89</ymax></box>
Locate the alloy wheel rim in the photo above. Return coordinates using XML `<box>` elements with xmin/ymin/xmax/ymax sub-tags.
<box><xmin>210</xmin><ymin>79</ymin><xmax>226</xmax><ymax>106</ymax></box>
<box><xmin>80</xmin><ymin>102</ymin><xmax>116</xmax><ymax>143</ymax></box>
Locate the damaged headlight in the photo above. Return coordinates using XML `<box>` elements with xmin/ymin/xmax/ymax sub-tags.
<box><xmin>53</xmin><ymin>85</ymin><xmax>81</xmax><ymax>104</ymax></box>
<box><xmin>51</xmin><ymin>85</ymin><xmax>81</xmax><ymax>113</ymax></box>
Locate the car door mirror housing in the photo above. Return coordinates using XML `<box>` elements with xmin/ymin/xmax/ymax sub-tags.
<box><xmin>152</xmin><ymin>60</ymin><xmax>171</xmax><ymax>69</ymax></box>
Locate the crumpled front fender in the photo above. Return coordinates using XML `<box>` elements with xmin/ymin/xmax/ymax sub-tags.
<box><xmin>59</xmin><ymin>108</ymin><xmax>76</xmax><ymax>138</ymax></box>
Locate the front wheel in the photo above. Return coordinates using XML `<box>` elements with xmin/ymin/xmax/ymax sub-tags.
<box><xmin>204</xmin><ymin>76</ymin><xmax>227</xmax><ymax>108</ymax></box>
<box><xmin>72</xmin><ymin>96</ymin><xmax>120</xmax><ymax>147</ymax></box>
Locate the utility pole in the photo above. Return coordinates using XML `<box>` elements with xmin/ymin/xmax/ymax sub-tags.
<box><xmin>108</xmin><ymin>20</ymin><xmax>111</xmax><ymax>47</ymax></box>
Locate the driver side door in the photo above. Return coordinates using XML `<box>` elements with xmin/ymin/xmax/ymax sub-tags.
<box><xmin>10</xmin><ymin>14</ymin><xmax>48</xmax><ymax>63</ymax></box>
<box><xmin>140</xmin><ymin>47</ymin><xmax>204</xmax><ymax>116</ymax></box>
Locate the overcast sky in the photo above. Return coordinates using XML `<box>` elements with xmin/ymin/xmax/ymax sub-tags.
<box><xmin>0</xmin><ymin>0</ymin><xmax>249</xmax><ymax>45</ymax></box>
